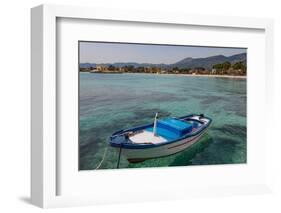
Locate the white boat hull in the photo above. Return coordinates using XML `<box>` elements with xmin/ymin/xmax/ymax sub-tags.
<box><xmin>121</xmin><ymin>129</ymin><xmax>207</xmax><ymax>162</ymax></box>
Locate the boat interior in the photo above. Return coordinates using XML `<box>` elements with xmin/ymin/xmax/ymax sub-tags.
<box><xmin>128</xmin><ymin>115</ymin><xmax>208</xmax><ymax>145</ymax></box>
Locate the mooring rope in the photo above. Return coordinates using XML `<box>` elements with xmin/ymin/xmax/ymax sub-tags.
<box><xmin>95</xmin><ymin>146</ymin><xmax>108</xmax><ymax>170</ymax></box>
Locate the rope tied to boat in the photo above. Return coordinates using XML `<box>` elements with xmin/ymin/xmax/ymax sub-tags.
<box><xmin>95</xmin><ymin>146</ymin><xmax>108</xmax><ymax>170</ymax></box>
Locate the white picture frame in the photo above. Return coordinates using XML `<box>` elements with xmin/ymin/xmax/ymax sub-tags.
<box><xmin>31</xmin><ymin>4</ymin><xmax>274</xmax><ymax>208</ymax></box>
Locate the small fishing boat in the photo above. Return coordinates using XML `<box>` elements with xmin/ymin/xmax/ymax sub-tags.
<box><xmin>109</xmin><ymin>113</ymin><xmax>212</xmax><ymax>164</ymax></box>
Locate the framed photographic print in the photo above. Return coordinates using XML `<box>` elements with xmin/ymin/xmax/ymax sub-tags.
<box><xmin>31</xmin><ymin>4</ymin><xmax>274</xmax><ymax>208</ymax></box>
<box><xmin>78</xmin><ymin>41</ymin><xmax>247</xmax><ymax>170</ymax></box>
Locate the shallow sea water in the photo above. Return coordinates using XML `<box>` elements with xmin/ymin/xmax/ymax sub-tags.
<box><xmin>79</xmin><ymin>73</ymin><xmax>246</xmax><ymax>170</ymax></box>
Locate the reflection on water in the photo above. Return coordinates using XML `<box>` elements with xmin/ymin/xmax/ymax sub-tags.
<box><xmin>79</xmin><ymin>73</ymin><xmax>246</xmax><ymax>170</ymax></box>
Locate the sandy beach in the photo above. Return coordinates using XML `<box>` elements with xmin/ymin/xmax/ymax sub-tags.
<box><xmin>86</xmin><ymin>71</ymin><xmax>246</xmax><ymax>79</ymax></box>
<box><xmin>170</xmin><ymin>74</ymin><xmax>247</xmax><ymax>79</ymax></box>
<box><xmin>116</xmin><ymin>72</ymin><xmax>247</xmax><ymax>79</ymax></box>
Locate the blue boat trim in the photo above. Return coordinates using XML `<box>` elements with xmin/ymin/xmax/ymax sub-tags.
<box><xmin>109</xmin><ymin>114</ymin><xmax>212</xmax><ymax>149</ymax></box>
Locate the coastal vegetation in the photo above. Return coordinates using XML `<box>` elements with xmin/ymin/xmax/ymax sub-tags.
<box><xmin>80</xmin><ymin>60</ymin><xmax>246</xmax><ymax>76</ymax></box>
<box><xmin>79</xmin><ymin>53</ymin><xmax>247</xmax><ymax>76</ymax></box>
<box><xmin>212</xmin><ymin>61</ymin><xmax>246</xmax><ymax>75</ymax></box>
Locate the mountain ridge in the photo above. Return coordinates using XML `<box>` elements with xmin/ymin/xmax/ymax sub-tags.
<box><xmin>80</xmin><ymin>53</ymin><xmax>246</xmax><ymax>70</ymax></box>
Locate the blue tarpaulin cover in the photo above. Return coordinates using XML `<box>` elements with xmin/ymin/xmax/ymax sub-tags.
<box><xmin>147</xmin><ymin>118</ymin><xmax>192</xmax><ymax>140</ymax></box>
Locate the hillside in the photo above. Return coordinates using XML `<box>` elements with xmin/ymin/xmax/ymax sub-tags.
<box><xmin>171</xmin><ymin>53</ymin><xmax>246</xmax><ymax>69</ymax></box>
<box><xmin>80</xmin><ymin>53</ymin><xmax>246</xmax><ymax>70</ymax></box>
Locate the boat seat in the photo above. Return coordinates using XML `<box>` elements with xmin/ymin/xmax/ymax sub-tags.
<box><xmin>146</xmin><ymin>127</ymin><xmax>179</xmax><ymax>141</ymax></box>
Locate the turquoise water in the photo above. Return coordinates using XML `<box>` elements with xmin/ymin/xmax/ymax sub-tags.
<box><xmin>79</xmin><ymin>73</ymin><xmax>246</xmax><ymax>170</ymax></box>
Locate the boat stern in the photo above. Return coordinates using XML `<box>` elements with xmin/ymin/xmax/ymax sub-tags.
<box><xmin>109</xmin><ymin>131</ymin><xmax>129</xmax><ymax>148</ymax></box>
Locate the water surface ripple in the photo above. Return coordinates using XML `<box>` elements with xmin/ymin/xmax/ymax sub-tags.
<box><xmin>79</xmin><ymin>73</ymin><xmax>246</xmax><ymax>170</ymax></box>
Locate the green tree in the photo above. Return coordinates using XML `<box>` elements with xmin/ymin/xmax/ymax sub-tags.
<box><xmin>213</xmin><ymin>63</ymin><xmax>223</xmax><ymax>70</ymax></box>
<box><xmin>233</xmin><ymin>61</ymin><xmax>245</xmax><ymax>70</ymax></box>
<box><xmin>223</xmin><ymin>61</ymin><xmax>231</xmax><ymax>71</ymax></box>
<box><xmin>137</xmin><ymin>66</ymin><xmax>145</xmax><ymax>73</ymax></box>
<box><xmin>108</xmin><ymin>65</ymin><xmax>115</xmax><ymax>71</ymax></box>
<box><xmin>233</xmin><ymin>62</ymin><xmax>246</xmax><ymax>74</ymax></box>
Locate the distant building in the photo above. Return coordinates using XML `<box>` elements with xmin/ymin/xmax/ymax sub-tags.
<box><xmin>96</xmin><ymin>65</ymin><xmax>108</xmax><ymax>71</ymax></box>
<box><xmin>144</xmin><ymin>67</ymin><xmax>150</xmax><ymax>73</ymax></box>
<box><xmin>118</xmin><ymin>67</ymin><xmax>125</xmax><ymax>72</ymax></box>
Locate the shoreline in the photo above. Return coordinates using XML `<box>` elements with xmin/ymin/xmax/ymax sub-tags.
<box><xmin>163</xmin><ymin>73</ymin><xmax>247</xmax><ymax>79</ymax></box>
<box><xmin>82</xmin><ymin>71</ymin><xmax>246</xmax><ymax>79</ymax></box>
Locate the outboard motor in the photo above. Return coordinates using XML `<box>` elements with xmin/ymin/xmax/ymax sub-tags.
<box><xmin>199</xmin><ymin>114</ymin><xmax>204</xmax><ymax>119</ymax></box>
